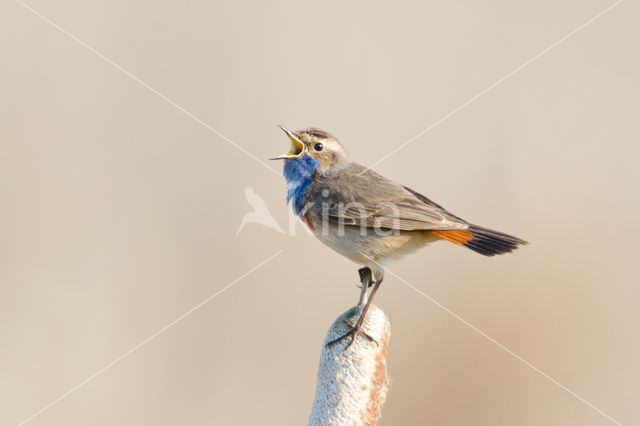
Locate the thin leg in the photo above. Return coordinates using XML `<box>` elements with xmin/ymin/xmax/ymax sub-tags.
<box><xmin>357</xmin><ymin>267</ymin><xmax>372</xmax><ymax>306</ymax></box>
<box><xmin>327</xmin><ymin>276</ymin><xmax>384</xmax><ymax>350</ymax></box>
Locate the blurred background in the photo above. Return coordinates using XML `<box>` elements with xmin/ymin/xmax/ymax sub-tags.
<box><xmin>1</xmin><ymin>0</ymin><xmax>638</xmax><ymax>424</ymax></box>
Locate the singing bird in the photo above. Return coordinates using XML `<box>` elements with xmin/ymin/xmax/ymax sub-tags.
<box><xmin>271</xmin><ymin>126</ymin><xmax>527</xmax><ymax>348</ymax></box>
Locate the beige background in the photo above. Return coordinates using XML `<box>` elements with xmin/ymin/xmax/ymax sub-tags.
<box><xmin>1</xmin><ymin>0</ymin><xmax>638</xmax><ymax>425</ymax></box>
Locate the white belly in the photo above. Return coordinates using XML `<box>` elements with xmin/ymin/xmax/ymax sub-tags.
<box><xmin>309</xmin><ymin>220</ymin><xmax>438</xmax><ymax>277</ymax></box>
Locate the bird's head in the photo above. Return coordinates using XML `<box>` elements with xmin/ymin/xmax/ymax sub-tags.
<box><xmin>270</xmin><ymin>126</ymin><xmax>350</xmax><ymax>170</ymax></box>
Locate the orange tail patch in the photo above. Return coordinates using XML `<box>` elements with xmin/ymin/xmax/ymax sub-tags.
<box><xmin>432</xmin><ymin>229</ymin><xmax>474</xmax><ymax>245</ymax></box>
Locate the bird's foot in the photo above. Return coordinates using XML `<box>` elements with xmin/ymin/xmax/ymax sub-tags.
<box><xmin>326</xmin><ymin>320</ymin><xmax>378</xmax><ymax>350</ymax></box>
<box><xmin>358</xmin><ymin>266</ymin><xmax>374</xmax><ymax>288</ymax></box>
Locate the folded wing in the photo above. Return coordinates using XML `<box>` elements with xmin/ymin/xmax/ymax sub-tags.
<box><xmin>308</xmin><ymin>164</ymin><xmax>468</xmax><ymax>231</ymax></box>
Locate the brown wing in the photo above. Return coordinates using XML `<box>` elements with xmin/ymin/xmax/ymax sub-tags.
<box><xmin>308</xmin><ymin>163</ymin><xmax>468</xmax><ymax>231</ymax></box>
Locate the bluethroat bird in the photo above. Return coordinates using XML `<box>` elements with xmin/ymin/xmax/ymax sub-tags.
<box><xmin>271</xmin><ymin>126</ymin><xmax>527</xmax><ymax>348</ymax></box>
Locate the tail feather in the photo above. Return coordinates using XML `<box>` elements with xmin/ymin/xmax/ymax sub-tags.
<box><xmin>433</xmin><ymin>225</ymin><xmax>527</xmax><ymax>256</ymax></box>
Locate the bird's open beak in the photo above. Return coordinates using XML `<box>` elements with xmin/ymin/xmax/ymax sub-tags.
<box><xmin>270</xmin><ymin>125</ymin><xmax>305</xmax><ymax>160</ymax></box>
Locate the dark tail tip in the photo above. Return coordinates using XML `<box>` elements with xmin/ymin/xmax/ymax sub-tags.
<box><xmin>464</xmin><ymin>225</ymin><xmax>528</xmax><ymax>257</ymax></box>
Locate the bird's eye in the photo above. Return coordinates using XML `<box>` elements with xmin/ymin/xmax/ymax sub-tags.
<box><xmin>314</xmin><ymin>143</ymin><xmax>324</xmax><ymax>151</ymax></box>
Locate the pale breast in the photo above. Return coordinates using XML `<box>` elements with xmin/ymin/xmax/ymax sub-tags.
<box><xmin>308</xmin><ymin>218</ymin><xmax>439</xmax><ymax>271</ymax></box>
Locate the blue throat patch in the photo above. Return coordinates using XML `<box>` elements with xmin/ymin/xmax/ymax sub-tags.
<box><xmin>283</xmin><ymin>154</ymin><xmax>320</xmax><ymax>216</ymax></box>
